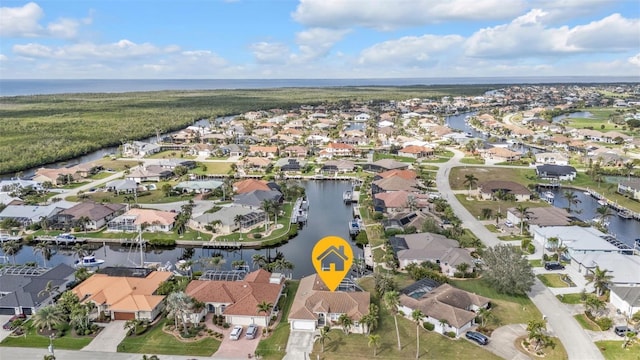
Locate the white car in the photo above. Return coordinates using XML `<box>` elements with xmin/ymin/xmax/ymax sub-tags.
<box><xmin>229</xmin><ymin>325</ymin><xmax>243</xmax><ymax>340</ymax></box>
<box><xmin>504</xmin><ymin>220</ymin><xmax>514</xmax><ymax>227</ymax></box>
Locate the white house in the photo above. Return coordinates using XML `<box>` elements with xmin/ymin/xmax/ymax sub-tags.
<box><xmin>610</xmin><ymin>286</ymin><xmax>640</xmax><ymax>319</ymax></box>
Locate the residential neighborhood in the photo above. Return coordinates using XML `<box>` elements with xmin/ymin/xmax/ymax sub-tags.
<box><xmin>1</xmin><ymin>82</ymin><xmax>640</xmax><ymax>359</ymax></box>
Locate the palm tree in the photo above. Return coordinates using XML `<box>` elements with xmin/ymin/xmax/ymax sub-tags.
<box><xmin>477</xmin><ymin>307</ymin><xmax>496</xmax><ymax>328</ymax></box>
<box><xmin>595</xmin><ymin>205</ymin><xmax>613</xmax><ymax>226</ymax></box>
<box><xmin>34</xmin><ymin>241</ymin><xmax>53</xmax><ymax>267</ymax></box>
<box><xmin>463</xmin><ymin>174</ymin><xmax>478</xmax><ymax>196</ymax></box>
<box><xmin>585</xmin><ymin>295</ymin><xmax>606</xmax><ymax>318</ymax></box>
<box><xmin>411</xmin><ymin>309</ymin><xmax>424</xmax><ymax>359</ymax></box>
<box><xmin>515</xmin><ymin>204</ymin><xmax>531</xmax><ymax>235</ymax></box>
<box><xmin>252</xmin><ymin>254</ymin><xmax>267</xmax><ymax>269</ymax></box>
<box><xmin>338</xmin><ymin>314</ymin><xmax>353</xmax><ymax>335</ymax></box>
<box><xmin>124</xmin><ymin>319</ymin><xmax>141</xmax><ymax>335</ymax></box>
<box><xmin>368</xmin><ymin>334</ymin><xmax>381</xmax><ymax>357</ymax></box>
<box><xmin>71</xmin><ymin>243</ymin><xmax>89</xmax><ymax>260</ymax></box>
<box><xmin>562</xmin><ymin>191</ymin><xmax>581</xmax><ymax>213</ymax></box>
<box><xmin>494</xmin><ymin>210</ymin><xmax>504</xmax><ymax>226</ymax></box>
<box><xmin>314</xmin><ymin>325</ymin><xmax>331</xmax><ymax>353</ymax></box>
<box><xmin>165</xmin><ymin>291</ymin><xmax>192</xmax><ymax>336</ymax></box>
<box><xmin>383</xmin><ymin>290</ymin><xmax>402</xmax><ymax>351</ymax></box>
<box><xmin>257</xmin><ymin>301</ymin><xmax>273</xmax><ymax>334</ymax></box>
<box><xmin>1</xmin><ymin>240</ymin><xmax>20</xmax><ymax>264</ymax></box>
<box><xmin>33</xmin><ymin>305</ymin><xmax>64</xmax><ymax>331</ymax></box>
<box><xmin>233</xmin><ymin>214</ymin><xmax>244</xmax><ymax>231</ymax></box>
<box><xmin>260</xmin><ymin>199</ymin><xmax>273</xmax><ymax>231</ymax></box>
<box><xmin>38</xmin><ymin>280</ymin><xmax>58</xmax><ymax>303</ymax></box>
<box><xmin>361</xmin><ymin>304</ymin><xmax>379</xmax><ymax>334</ymax></box>
<box><xmin>585</xmin><ymin>266</ymin><xmax>614</xmax><ymax>296</ymax></box>
<box><xmin>77</xmin><ymin>216</ymin><xmax>91</xmax><ymax>233</ymax></box>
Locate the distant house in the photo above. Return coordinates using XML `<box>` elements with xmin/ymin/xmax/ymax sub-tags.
<box><xmin>288</xmin><ymin>274</ymin><xmax>370</xmax><ymax>332</ymax></box>
<box><xmin>398</xmin><ymin>145</ymin><xmax>434</xmax><ymax>159</ymax></box>
<box><xmin>107</xmin><ymin>208</ymin><xmax>177</xmax><ymax>232</ymax></box>
<box><xmin>371</xmin><ymin>176</ymin><xmax>418</xmax><ymax>194</ymax></box>
<box><xmin>389</xmin><ymin>233</ymin><xmax>475</xmax><ymax>276</ymax></box>
<box><xmin>282</xmin><ymin>146</ymin><xmax>308</xmax><ymax>158</ymax></box>
<box><xmin>477</xmin><ymin>180</ymin><xmax>532</xmax><ymax>201</ymax></box>
<box><xmin>191</xmin><ymin>205</ymin><xmax>266</xmax><ymax>233</ymax></box>
<box><xmin>610</xmin><ymin>286</ymin><xmax>640</xmax><ymax>319</ymax></box>
<box><xmin>571</xmin><ymin>252</ymin><xmax>640</xmax><ymax>287</ymax></box>
<box><xmin>0</xmin><ymin>202</ymin><xmax>75</xmax><ymax>227</ymax></box>
<box><xmin>617</xmin><ymin>179</ymin><xmax>640</xmax><ymax>201</ymax></box>
<box><xmin>233</xmin><ymin>190</ymin><xmax>283</xmax><ymax>209</ymax></box>
<box><xmin>482</xmin><ymin>147</ymin><xmax>521</xmax><ymax>162</ymax></box>
<box><xmin>248</xmin><ymin>146</ymin><xmax>279</xmax><ymax>158</ymax></box>
<box><xmin>362</xmin><ymin>159</ymin><xmax>409</xmax><ymax>173</ymax></box>
<box><xmin>274</xmin><ymin>158</ymin><xmax>307</xmax><ymax>172</ymax></box>
<box><xmin>54</xmin><ymin>201</ymin><xmax>126</xmax><ymax>230</ymax></box>
<box><xmin>0</xmin><ymin>264</ymin><xmax>75</xmax><ymax>316</ymax></box>
<box><xmin>122</xmin><ymin>141</ymin><xmax>161</xmax><ymax>157</ymax></box>
<box><xmin>316</xmin><ymin>245</ymin><xmax>349</xmax><ymax>271</ymax></box>
<box><xmin>220</xmin><ymin>144</ymin><xmax>244</xmax><ymax>157</ymax></box>
<box><xmin>320</xmin><ymin>160</ymin><xmax>356</xmax><ymax>174</ymax></box>
<box><xmin>185</xmin><ymin>269</ymin><xmax>285</xmax><ymax>326</ymax></box>
<box><xmin>72</xmin><ymin>269</ymin><xmax>172</xmax><ymax>321</ymax></box>
<box><xmin>374</xmin><ymin>191</ymin><xmax>429</xmax><ymax>213</ymax></box>
<box><xmin>175</xmin><ymin>180</ymin><xmax>223</xmax><ymax>194</ymax></box>
<box><xmin>125</xmin><ymin>166</ymin><xmax>173</xmax><ymax>183</ymax></box>
<box><xmin>105</xmin><ymin>179</ymin><xmax>138</xmax><ymax>194</ymax></box>
<box><xmin>536</xmin><ymin>164</ymin><xmax>577</xmax><ymax>181</ymax></box>
<box><xmin>398</xmin><ymin>279</ymin><xmax>490</xmax><ymax>337</ymax></box>
<box><xmin>233</xmin><ymin>179</ymin><xmax>278</xmax><ymax>194</ymax></box>
<box><xmin>535</xmin><ymin>152</ymin><xmax>569</xmax><ymax>166</ymax></box>
<box><xmin>506</xmin><ymin>206</ymin><xmax>573</xmax><ymax>227</ymax></box>
<box><xmin>374</xmin><ymin>169</ymin><xmax>417</xmax><ymax>181</ymax></box>
<box><xmin>319</xmin><ymin>142</ymin><xmax>356</xmax><ymax>159</ymax></box>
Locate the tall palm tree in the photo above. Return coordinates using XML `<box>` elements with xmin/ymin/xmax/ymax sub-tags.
<box><xmin>165</xmin><ymin>291</ymin><xmax>192</xmax><ymax>336</ymax></box>
<box><xmin>38</xmin><ymin>280</ymin><xmax>58</xmax><ymax>303</ymax></box>
<box><xmin>1</xmin><ymin>240</ymin><xmax>20</xmax><ymax>264</ymax></box>
<box><xmin>233</xmin><ymin>214</ymin><xmax>244</xmax><ymax>231</ymax></box>
<box><xmin>411</xmin><ymin>309</ymin><xmax>424</xmax><ymax>359</ymax></box>
<box><xmin>515</xmin><ymin>204</ymin><xmax>531</xmax><ymax>235</ymax></box>
<box><xmin>33</xmin><ymin>305</ymin><xmax>64</xmax><ymax>331</ymax></box>
<box><xmin>260</xmin><ymin>199</ymin><xmax>273</xmax><ymax>231</ymax></box>
<box><xmin>252</xmin><ymin>254</ymin><xmax>267</xmax><ymax>269</ymax></box>
<box><xmin>314</xmin><ymin>325</ymin><xmax>331</xmax><ymax>353</ymax></box>
<box><xmin>585</xmin><ymin>266</ymin><xmax>614</xmax><ymax>296</ymax></box>
<box><xmin>463</xmin><ymin>174</ymin><xmax>479</xmax><ymax>196</ymax></box>
<box><xmin>595</xmin><ymin>205</ymin><xmax>613</xmax><ymax>226</ymax></box>
<box><xmin>71</xmin><ymin>243</ymin><xmax>89</xmax><ymax>260</ymax></box>
<box><xmin>338</xmin><ymin>314</ymin><xmax>353</xmax><ymax>335</ymax></box>
<box><xmin>494</xmin><ymin>211</ymin><xmax>504</xmax><ymax>226</ymax></box>
<box><xmin>383</xmin><ymin>290</ymin><xmax>402</xmax><ymax>351</ymax></box>
<box><xmin>34</xmin><ymin>242</ymin><xmax>53</xmax><ymax>268</ymax></box>
<box><xmin>477</xmin><ymin>307</ymin><xmax>496</xmax><ymax>328</ymax></box>
<box><xmin>257</xmin><ymin>300</ymin><xmax>273</xmax><ymax>334</ymax></box>
<box><xmin>562</xmin><ymin>191</ymin><xmax>581</xmax><ymax>213</ymax></box>
<box><xmin>368</xmin><ymin>334</ymin><xmax>381</xmax><ymax>357</ymax></box>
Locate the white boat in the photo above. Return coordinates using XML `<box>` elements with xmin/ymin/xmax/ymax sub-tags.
<box><xmin>597</xmin><ymin>200</ymin><xmax>607</xmax><ymax>206</ymax></box>
<box><xmin>75</xmin><ymin>255</ymin><xmax>105</xmax><ymax>268</ymax></box>
<box><xmin>618</xmin><ymin>210</ymin><xmax>633</xmax><ymax>219</ymax></box>
<box><xmin>543</xmin><ymin>191</ymin><xmax>555</xmax><ymax>199</ymax></box>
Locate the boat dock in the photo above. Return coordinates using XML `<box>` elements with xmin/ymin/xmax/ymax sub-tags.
<box><xmin>202</xmin><ymin>241</ymin><xmax>243</xmax><ymax>249</ymax></box>
<box><xmin>584</xmin><ymin>188</ymin><xmax>640</xmax><ymax>220</ymax></box>
<box><xmin>348</xmin><ymin>218</ymin><xmax>363</xmax><ymax>235</ymax></box>
<box><xmin>290</xmin><ymin>197</ymin><xmax>309</xmax><ymax>224</ymax></box>
<box><xmin>34</xmin><ymin>235</ymin><xmax>87</xmax><ymax>246</ymax></box>
<box><xmin>0</xmin><ymin>235</ymin><xmax>22</xmax><ymax>243</ymax></box>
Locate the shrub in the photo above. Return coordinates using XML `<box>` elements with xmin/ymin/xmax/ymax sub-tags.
<box><xmin>527</xmin><ymin>243</ymin><xmax>535</xmax><ymax>254</ymax></box>
<box><xmin>595</xmin><ymin>317</ymin><xmax>613</xmax><ymax>330</ymax></box>
<box><xmin>445</xmin><ymin>331</ymin><xmax>456</xmax><ymax>338</ymax></box>
<box><xmin>372</xmin><ymin>212</ymin><xmax>384</xmax><ymax>220</ymax></box>
<box><xmin>253</xmin><ymin>233</ymin><xmax>262</xmax><ymax>239</ymax></box>
<box><xmin>355</xmin><ymin>231</ymin><xmax>368</xmax><ymax>246</ymax></box>
<box><xmin>148</xmin><ymin>238</ymin><xmax>176</xmax><ymax>246</ymax></box>
<box><xmin>423</xmin><ymin>322</ymin><xmax>435</xmax><ymax>331</ymax></box>
<box><xmin>222</xmin><ymin>322</ymin><xmax>230</xmax><ymax>329</ymax></box>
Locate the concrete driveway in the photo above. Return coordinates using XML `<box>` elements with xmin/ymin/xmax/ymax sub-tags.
<box><xmin>0</xmin><ymin>314</ymin><xmax>15</xmax><ymax>342</ymax></box>
<box><xmin>212</xmin><ymin>326</ymin><xmax>259</xmax><ymax>359</ymax></box>
<box><xmin>82</xmin><ymin>320</ymin><xmax>128</xmax><ymax>352</ymax></box>
<box><xmin>283</xmin><ymin>330</ymin><xmax>315</xmax><ymax>360</ymax></box>
<box><xmin>480</xmin><ymin>324</ymin><xmax>529</xmax><ymax>360</ymax></box>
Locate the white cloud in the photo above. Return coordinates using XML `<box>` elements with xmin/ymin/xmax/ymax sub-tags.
<box><xmin>0</xmin><ymin>54</ymin><xmax>7</xmax><ymax>61</ymax></box>
<box><xmin>465</xmin><ymin>10</ymin><xmax>640</xmax><ymax>58</ymax></box>
<box><xmin>629</xmin><ymin>53</ymin><xmax>640</xmax><ymax>67</ymax></box>
<box><xmin>249</xmin><ymin>42</ymin><xmax>290</xmax><ymax>64</ymax></box>
<box><xmin>290</xmin><ymin>28</ymin><xmax>349</xmax><ymax>62</ymax></box>
<box><xmin>292</xmin><ymin>0</ymin><xmax>526</xmax><ymax>30</ymax></box>
<box><xmin>47</xmin><ymin>18</ymin><xmax>82</xmax><ymax>39</ymax></box>
<box><xmin>358</xmin><ymin>34</ymin><xmax>464</xmax><ymax>65</ymax></box>
<box><xmin>531</xmin><ymin>0</ymin><xmax>613</xmax><ymax>23</ymax></box>
<box><xmin>13</xmin><ymin>40</ymin><xmax>179</xmax><ymax>60</ymax></box>
<box><xmin>0</xmin><ymin>2</ymin><xmax>44</xmax><ymax>37</ymax></box>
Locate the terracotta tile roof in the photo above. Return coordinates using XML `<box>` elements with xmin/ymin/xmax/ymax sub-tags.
<box><xmin>59</xmin><ymin>201</ymin><xmax>125</xmax><ymax>221</ymax></box>
<box><xmin>377</xmin><ymin>169</ymin><xmax>417</xmax><ymax>180</ymax></box>
<box><xmin>289</xmin><ymin>274</ymin><xmax>370</xmax><ymax>321</ymax></box>
<box><xmin>326</xmin><ymin>142</ymin><xmax>355</xmax><ymax>150</ymax></box>
<box><xmin>71</xmin><ymin>271</ymin><xmax>172</xmax><ymax>312</ymax></box>
<box><xmin>233</xmin><ymin>179</ymin><xmax>271</xmax><ymax>194</ymax></box>
<box><xmin>372</xmin><ymin>176</ymin><xmax>418</xmax><ymax>192</ymax></box>
<box><xmin>374</xmin><ymin>191</ymin><xmax>428</xmax><ymax>208</ymax></box>
<box><xmin>185</xmin><ymin>269</ymin><xmax>283</xmax><ymax>317</ymax></box>
<box><xmin>125</xmin><ymin>208</ymin><xmax>177</xmax><ymax>226</ymax></box>
<box><xmin>399</xmin><ymin>145</ymin><xmax>434</xmax><ymax>154</ymax></box>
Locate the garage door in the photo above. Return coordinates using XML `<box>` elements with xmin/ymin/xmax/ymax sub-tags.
<box><xmin>0</xmin><ymin>308</ymin><xmax>15</xmax><ymax>315</ymax></box>
<box><xmin>291</xmin><ymin>320</ymin><xmax>315</xmax><ymax>331</ymax></box>
<box><xmin>113</xmin><ymin>312</ymin><xmax>135</xmax><ymax>320</ymax></box>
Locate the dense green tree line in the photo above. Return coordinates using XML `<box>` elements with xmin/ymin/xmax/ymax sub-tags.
<box><xmin>0</xmin><ymin>86</ymin><xmax>491</xmax><ymax>174</ymax></box>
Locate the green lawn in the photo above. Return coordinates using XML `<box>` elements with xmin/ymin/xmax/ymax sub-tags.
<box><xmin>373</xmin><ymin>153</ymin><xmax>416</xmax><ymax>163</ymax></box>
<box><xmin>0</xmin><ymin>323</ymin><xmax>93</xmax><ymax>350</ymax></box>
<box><xmin>537</xmin><ymin>274</ymin><xmax>573</xmax><ymax>288</ymax></box>
<box><xmin>68</xmin><ymin>188</ymin><xmax>195</xmax><ymax>204</ymax></box>
<box><xmin>529</xmin><ymin>259</ymin><xmax>543</xmax><ymax>267</ymax></box>
<box><xmin>256</xmin><ymin>280</ymin><xmax>299</xmax><ymax>360</ymax></box>
<box><xmin>117</xmin><ymin>318</ymin><xmax>220</xmax><ymax>356</ymax></box>
<box><xmin>191</xmin><ymin>162</ymin><xmax>234</xmax><ymax>175</ymax></box>
<box><xmin>93</xmin><ymin>158</ymin><xmax>140</xmax><ymax>172</ymax></box>
<box><xmin>449</xmin><ymin>166</ymin><xmax>537</xmax><ymax>190</ymax></box>
<box><xmin>455</xmin><ymin>194</ymin><xmax>548</xmax><ymax>219</ymax></box>
<box><xmin>450</xmin><ymin>278</ymin><xmax>542</xmax><ymax>325</ymax></box>
<box><xmin>146</xmin><ymin>150</ymin><xmax>196</xmax><ymax>159</ymax></box>
<box><xmin>556</xmin><ymin>293</ymin><xmax>584</xmax><ymax>304</ymax></box>
<box><xmin>460</xmin><ymin>157</ymin><xmax>485</xmax><ymax>165</ymax></box>
<box><xmin>596</xmin><ymin>340</ymin><xmax>640</xmax><ymax>360</ymax></box>
<box><xmin>574</xmin><ymin>314</ymin><xmax>601</xmax><ymax>331</ymax></box>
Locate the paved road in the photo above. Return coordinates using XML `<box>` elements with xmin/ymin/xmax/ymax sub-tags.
<box><xmin>0</xmin><ymin>346</ymin><xmax>241</xmax><ymax>360</ymax></box>
<box><xmin>435</xmin><ymin>148</ymin><xmax>605</xmax><ymax>360</ymax></box>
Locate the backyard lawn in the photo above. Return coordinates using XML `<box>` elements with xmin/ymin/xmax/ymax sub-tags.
<box><xmin>191</xmin><ymin>162</ymin><xmax>234</xmax><ymax>175</ymax></box>
<box><xmin>537</xmin><ymin>274</ymin><xmax>574</xmax><ymax>288</ymax></box>
<box><xmin>556</xmin><ymin>293</ymin><xmax>584</xmax><ymax>305</ymax></box>
<box><xmin>256</xmin><ymin>280</ymin><xmax>299</xmax><ymax>360</ymax></box>
<box><xmin>117</xmin><ymin>318</ymin><xmax>220</xmax><ymax>356</ymax></box>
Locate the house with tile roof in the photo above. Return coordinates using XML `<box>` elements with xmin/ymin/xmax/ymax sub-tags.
<box><xmin>371</xmin><ymin>176</ymin><xmax>418</xmax><ymax>194</ymax></box>
<box><xmin>398</xmin><ymin>145</ymin><xmax>434</xmax><ymax>159</ymax></box>
<box><xmin>389</xmin><ymin>233</ymin><xmax>475</xmax><ymax>276</ymax></box>
<box><xmin>482</xmin><ymin>147</ymin><xmax>521</xmax><ymax>162</ymax></box>
<box><xmin>477</xmin><ymin>180</ymin><xmax>532</xmax><ymax>202</ymax></box>
<box><xmin>374</xmin><ymin>169</ymin><xmax>417</xmax><ymax>181</ymax></box>
<box><xmin>233</xmin><ymin>179</ymin><xmax>273</xmax><ymax>194</ymax></box>
<box><xmin>374</xmin><ymin>190</ymin><xmax>429</xmax><ymax>213</ymax></box>
<box><xmin>191</xmin><ymin>205</ymin><xmax>266</xmax><ymax>233</ymax></box>
<box><xmin>71</xmin><ymin>270</ymin><xmax>172</xmax><ymax>320</ymax></box>
<box><xmin>185</xmin><ymin>269</ymin><xmax>285</xmax><ymax>326</ymax></box>
<box><xmin>398</xmin><ymin>279</ymin><xmax>490</xmax><ymax>337</ymax></box>
<box><xmin>233</xmin><ymin>190</ymin><xmax>283</xmax><ymax>209</ymax></box>
<box><xmin>53</xmin><ymin>201</ymin><xmax>126</xmax><ymax>230</ymax></box>
<box><xmin>107</xmin><ymin>208</ymin><xmax>177</xmax><ymax>232</ymax></box>
<box><xmin>362</xmin><ymin>159</ymin><xmax>409</xmax><ymax>173</ymax></box>
<box><xmin>248</xmin><ymin>145</ymin><xmax>279</xmax><ymax>158</ymax></box>
<box><xmin>288</xmin><ymin>274</ymin><xmax>370</xmax><ymax>332</ymax></box>
<box><xmin>320</xmin><ymin>160</ymin><xmax>356</xmax><ymax>174</ymax></box>
<box><xmin>319</xmin><ymin>142</ymin><xmax>356</xmax><ymax>159</ymax></box>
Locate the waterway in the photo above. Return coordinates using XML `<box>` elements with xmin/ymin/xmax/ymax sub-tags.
<box><xmin>552</xmin><ymin>111</ymin><xmax>593</xmax><ymax>123</ymax></box>
<box><xmin>537</xmin><ymin>187</ymin><xmax>640</xmax><ymax>247</ymax></box>
<box><xmin>11</xmin><ymin>180</ymin><xmax>363</xmax><ymax>278</ymax></box>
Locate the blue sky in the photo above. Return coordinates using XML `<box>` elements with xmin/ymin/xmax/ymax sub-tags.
<box><xmin>0</xmin><ymin>0</ymin><xmax>638</xmax><ymax>79</ymax></box>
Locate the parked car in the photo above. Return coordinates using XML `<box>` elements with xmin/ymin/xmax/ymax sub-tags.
<box><xmin>2</xmin><ymin>314</ymin><xmax>26</xmax><ymax>330</ymax></box>
<box><xmin>544</xmin><ymin>262</ymin><xmax>565</xmax><ymax>271</ymax></box>
<box><xmin>504</xmin><ymin>220</ymin><xmax>514</xmax><ymax>227</ymax></box>
<box><xmin>466</xmin><ymin>330</ymin><xmax>489</xmax><ymax>345</ymax></box>
<box><xmin>246</xmin><ymin>324</ymin><xmax>259</xmax><ymax>340</ymax></box>
<box><xmin>614</xmin><ymin>325</ymin><xmax>637</xmax><ymax>337</ymax></box>
<box><xmin>230</xmin><ymin>325</ymin><xmax>243</xmax><ymax>340</ymax></box>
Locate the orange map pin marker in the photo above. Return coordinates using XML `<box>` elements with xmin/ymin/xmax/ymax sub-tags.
<box><xmin>312</xmin><ymin>235</ymin><xmax>353</xmax><ymax>291</ymax></box>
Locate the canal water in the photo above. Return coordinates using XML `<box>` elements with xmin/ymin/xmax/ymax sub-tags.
<box><xmin>539</xmin><ymin>187</ymin><xmax>640</xmax><ymax>247</ymax></box>
<box><xmin>12</xmin><ymin>180</ymin><xmax>363</xmax><ymax>278</ymax></box>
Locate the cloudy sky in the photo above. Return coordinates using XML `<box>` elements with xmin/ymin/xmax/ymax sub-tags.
<box><xmin>1</xmin><ymin>0</ymin><xmax>638</xmax><ymax>79</ymax></box>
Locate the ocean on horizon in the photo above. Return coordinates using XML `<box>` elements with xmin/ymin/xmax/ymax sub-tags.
<box><xmin>1</xmin><ymin>76</ymin><xmax>639</xmax><ymax>97</ymax></box>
